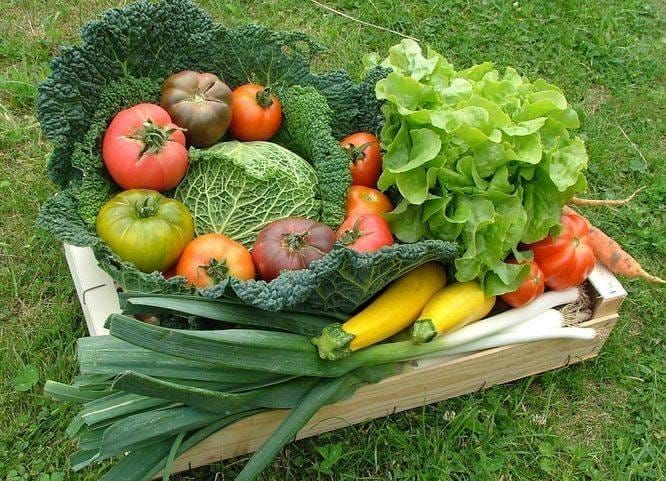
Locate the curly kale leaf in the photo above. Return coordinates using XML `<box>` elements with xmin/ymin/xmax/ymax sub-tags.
<box><xmin>36</xmin><ymin>191</ymin><xmax>99</xmax><ymax>247</ymax></box>
<box><xmin>355</xmin><ymin>66</ymin><xmax>391</xmax><ymax>136</ymax></box>
<box><xmin>210</xmin><ymin>23</ymin><xmax>323</xmax><ymax>89</ymax></box>
<box><xmin>96</xmin><ymin>238</ymin><xmax>456</xmax><ymax>315</ymax></box>
<box><xmin>275</xmin><ymin>85</ymin><xmax>351</xmax><ymax>228</ymax></box>
<box><xmin>37</xmin><ymin>0</ymin><xmax>441</xmax><ymax>314</ymax></box>
<box><xmin>37</xmin><ymin>0</ymin><xmax>216</xmax><ymax>147</ymax></box>
<box><xmin>209</xmin><ymin>240</ymin><xmax>458</xmax><ymax>314</ymax></box>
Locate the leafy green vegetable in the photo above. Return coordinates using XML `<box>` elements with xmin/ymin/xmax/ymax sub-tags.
<box><xmin>274</xmin><ymin>85</ymin><xmax>351</xmax><ymax>227</ymax></box>
<box><xmin>94</xmin><ymin>238</ymin><xmax>456</xmax><ymax>314</ymax></box>
<box><xmin>209</xmin><ymin>240</ymin><xmax>457</xmax><ymax>314</ymax></box>
<box><xmin>37</xmin><ymin>0</ymin><xmax>387</xmax><ymax>235</ymax></box>
<box><xmin>175</xmin><ymin>141</ymin><xmax>320</xmax><ymax>245</ymax></box>
<box><xmin>373</xmin><ymin>40</ymin><xmax>588</xmax><ymax>295</ymax></box>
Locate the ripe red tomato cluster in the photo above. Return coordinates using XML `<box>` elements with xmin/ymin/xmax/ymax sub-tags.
<box><xmin>335</xmin><ymin>132</ymin><xmax>395</xmax><ymax>254</ymax></box>
<box><xmin>501</xmin><ymin>210</ymin><xmax>596</xmax><ymax>307</ymax></box>
<box><xmin>99</xmin><ymin>71</ymin><xmax>286</xmax><ymax>284</ymax></box>
<box><xmin>103</xmin><ymin>72</ymin><xmax>282</xmax><ymax>193</ymax></box>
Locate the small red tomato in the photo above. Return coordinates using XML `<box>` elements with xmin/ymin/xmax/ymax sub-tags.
<box><xmin>175</xmin><ymin>233</ymin><xmax>255</xmax><ymax>288</ymax></box>
<box><xmin>346</xmin><ymin>186</ymin><xmax>393</xmax><ymax>218</ymax></box>
<box><xmin>501</xmin><ymin>259</ymin><xmax>545</xmax><ymax>307</ymax></box>
<box><xmin>340</xmin><ymin>132</ymin><xmax>382</xmax><ymax>187</ymax></box>
<box><xmin>229</xmin><ymin>84</ymin><xmax>282</xmax><ymax>141</ymax></box>
<box><xmin>102</xmin><ymin>103</ymin><xmax>188</xmax><ymax>191</ymax></box>
<box><xmin>526</xmin><ymin>211</ymin><xmax>596</xmax><ymax>290</ymax></box>
<box><xmin>251</xmin><ymin>217</ymin><xmax>336</xmax><ymax>281</ymax></box>
<box><xmin>336</xmin><ymin>214</ymin><xmax>394</xmax><ymax>253</ymax></box>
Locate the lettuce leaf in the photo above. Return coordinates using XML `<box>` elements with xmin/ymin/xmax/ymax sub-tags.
<box><xmin>374</xmin><ymin>40</ymin><xmax>588</xmax><ymax>295</ymax></box>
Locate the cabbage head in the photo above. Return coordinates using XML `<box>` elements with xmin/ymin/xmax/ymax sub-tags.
<box><xmin>175</xmin><ymin>141</ymin><xmax>320</xmax><ymax>245</ymax></box>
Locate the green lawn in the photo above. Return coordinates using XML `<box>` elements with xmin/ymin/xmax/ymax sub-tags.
<box><xmin>1</xmin><ymin>0</ymin><xmax>664</xmax><ymax>480</ymax></box>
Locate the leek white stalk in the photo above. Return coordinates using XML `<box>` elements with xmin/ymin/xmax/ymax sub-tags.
<box><xmin>415</xmin><ymin>325</ymin><xmax>597</xmax><ymax>368</ymax></box>
<box><xmin>435</xmin><ymin>327</ymin><xmax>597</xmax><ymax>355</ymax></box>
<box><xmin>437</xmin><ymin>288</ymin><xmax>579</xmax><ymax>348</ymax></box>
<box><xmin>502</xmin><ymin>309</ymin><xmax>564</xmax><ymax>333</ymax></box>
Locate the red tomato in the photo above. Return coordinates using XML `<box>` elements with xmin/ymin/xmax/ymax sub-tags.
<box><xmin>526</xmin><ymin>211</ymin><xmax>596</xmax><ymax>290</ymax></box>
<box><xmin>229</xmin><ymin>84</ymin><xmax>282</xmax><ymax>141</ymax></box>
<box><xmin>340</xmin><ymin>132</ymin><xmax>382</xmax><ymax>187</ymax></box>
<box><xmin>102</xmin><ymin>103</ymin><xmax>188</xmax><ymax>191</ymax></box>
<box><xmin>346</xmin><ymin>186</ymin><xmax>393</xmax><ymax>218</ymax></box>
<box><xmin>175</xmin><ymin>233</ymin><xmax>255</xmax><ymax>288</ymax></box>
<box><xmin>251</xmin><ymin>217</ymin><xmax>335</xmax><ymax>281</ymax></box>
<box><xmin>336</xmin><ymin>214</ymin><xmax>393</xmax><ymax>253</ymax></box>
<box><xmin>501</xmin><ymin>259</ymin><xmax>545</xmax><ymax>307</ymax></box>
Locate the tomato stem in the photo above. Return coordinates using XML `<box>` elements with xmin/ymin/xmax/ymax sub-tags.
<box><xmin>255</xmin><ymin>87</ymin><xmax>274</xmax><ymax>108</ymax></box>
<box><xmin>132</xmin><ymin>120</ymin><xmax>184</xmax><ymax>156</ymax></box>
<box><xmin>203</xmin><ymin>258</ymin><xmax>229</xmax><ymax>284</ymax></box>
<box><xmin>342</xmin><ymin>141</ymin><xmax>377</xmax><ymax>164</ymax></box>
<box><xmin>337</xmin><ymin>218</ymin><xmax>365</xmax><ymax>246</ymax></box>
<box><xmin>282</xmin><ymin>231</ymin><xmax>309</xmax><ymax>251</ymax></box>
<box><xmin>135</xmin><ymin>197</ymin><xmax>158</xmax><ymax>218</ymax></box>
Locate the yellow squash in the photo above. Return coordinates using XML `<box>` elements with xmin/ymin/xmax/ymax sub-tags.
<box><xmin>411</xmin><ymin>281</ymin><xmax>496</xmax><ymax>343</ymax></box>
<box><xmin>312</xmin><ymin>262</ymin><xmax>447</xmax><ymax>360</ymax></box>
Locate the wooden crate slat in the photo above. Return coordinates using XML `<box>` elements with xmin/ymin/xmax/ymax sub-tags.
<box><xmin>64</xmin><ymin>244</ymin><xmax>119</xmax><ymax>336</ymax></box>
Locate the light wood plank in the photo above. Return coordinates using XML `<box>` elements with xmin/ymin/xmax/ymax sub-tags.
<box><xmin>588</xmin><ymin>263</ymin><xmax>627</xmax><ymax>317</ymax></box>
<box><xmin>64</xmin><ymin>244</ymin><xmax>119</xmax><ymax>336</ymax></box>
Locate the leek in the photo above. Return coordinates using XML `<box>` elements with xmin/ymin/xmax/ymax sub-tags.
<box><xmin>113</xmin><ymin>371</ymin><xmax>319</xmax><ymax>414</ymax></box>
<box><xmin>120</xmin><ymin>292</ymin><xmax>344</xmax><ymax>335</ymax></box>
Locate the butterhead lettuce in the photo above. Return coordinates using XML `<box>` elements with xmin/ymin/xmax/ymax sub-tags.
<box><xmin>374</xmin><ymin>40</ymin><xmax>588</xmax><ymax>295</ymax></box>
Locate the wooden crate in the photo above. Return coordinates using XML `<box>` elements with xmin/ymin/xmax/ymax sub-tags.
<box><xmin>64</xmin><ymin>244</ymin><xmax>626</xmax><ymax>476</ymax></box>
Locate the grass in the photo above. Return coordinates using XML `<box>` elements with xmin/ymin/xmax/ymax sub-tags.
<box><xmin>0</xmin><ymin>0</ymin><xmax>664</xmax><ymax>479</ymax></box>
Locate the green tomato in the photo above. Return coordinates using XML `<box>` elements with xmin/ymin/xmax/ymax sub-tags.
<box><xmin>96</xmin><ymin>189</ymin><xmax>194</xmax><ymax>273</ymax></box>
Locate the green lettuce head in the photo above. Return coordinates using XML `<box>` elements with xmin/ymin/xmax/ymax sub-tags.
<box><xmin>374</xmin><ymin>39</ymin><xmax>588</xmax><ymax>295</ymax></box>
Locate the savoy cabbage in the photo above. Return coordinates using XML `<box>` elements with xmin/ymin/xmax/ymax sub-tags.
<box><xmin>175</xmin><ymin>141</ymin><xmax>321</xmax><ymax>245</ymax></box>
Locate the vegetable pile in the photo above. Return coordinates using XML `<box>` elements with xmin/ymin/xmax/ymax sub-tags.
<box><xmin>35</xmin><ymin>0</ymin><xmax>663</xmax><ymax>480</ymax></box>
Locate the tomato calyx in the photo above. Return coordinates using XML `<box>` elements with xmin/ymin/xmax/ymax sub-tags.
<box><xmin>131</xmin><ymin>120</ymin><xmax>185</xmax><ymax>155</ymax></box>
<box><xmin>255</xmin><ymin>87</ymin><xmax>275</xmax><ymax>108</ymax></box>
<box><xmin>342</xmin><ymin>141</ymin><xmax>377</xmax><ymax>164</ymax></box>
<box><xmin>337</xmin><ymin>219</ymin><xmax>371</xmax><ymax>245</ymax></box>
<box><xmin>281</xmin><ymin>231</ymin><xmax>310</xmax><ymax>251</ymax></box>
<box><xmin>201</xmin><ymin>257</ymin><xmax>229</xmax><ymax>284</ymax></box>
<box><xmin>134</xmin><ymin>196</ymin><xmax>159</xmax><ymax>218</ymax></box>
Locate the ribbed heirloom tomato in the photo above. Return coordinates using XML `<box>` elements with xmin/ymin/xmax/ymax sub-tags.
<box><xmin>340</xmin><ymin>132</ymin><xmax>382</xmax><ymax>187</ymax></box>
<box><xmin>526</xmin><ymin>211</ymin><xmax>596</xmax><ymax>290</ymax></box>
<box><xmin>160</xmin><ymin>71</ymin><xmax>232</xmax><ymax>147</ymax></box>
<box><xmin>96</xmin><ymin>189</ymin><xmax>194</xmax><ymax>274</ymax></box>
<box><xmin>175</xmin><ymin>233</ymin><xmax>255</xmax><ymax>288</ymax></box>
<box><xmin>251</xmin><ymin>217</ymin><xmax>336</xmax><ymax>281</ymax></box>
<box><xmin>229</xmin><ymin>84</ymin><xmax>282</xmax><ymax>141</ymax></box>
<box><xmin>102</xmin><ymin>103</ymin><xmax>188</xmax><ymax>191</ymax></box>
<box><xmin>501</xmin><ymin>259</ymin><xmax>545</xmax><ymax>307</ymax></box>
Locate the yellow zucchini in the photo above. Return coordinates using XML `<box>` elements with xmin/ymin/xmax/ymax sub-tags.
<box><xmin>410</xmin><ymin>281</ymin><xmax>496</xmax><ymax>344</ymax></box>
<box><xmin>312</xmin><ymin>262</ymin><xmax>447</xmax><ymax>360</ymax></box>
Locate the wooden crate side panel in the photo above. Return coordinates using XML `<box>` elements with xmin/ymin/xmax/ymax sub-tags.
<box><xmin>588</xmin><ymin>263</ymin><xmax>627</xmax><ymax>318</ymax></box>
<box><xmin>169</xmin><ymin>314</ymin><xmax>617</xmax><ymax>474</ymax></box>
<box><xmin>64</xmin><ymin>244</ymin><xmax>119</xmax><ymax>336</ymax></box>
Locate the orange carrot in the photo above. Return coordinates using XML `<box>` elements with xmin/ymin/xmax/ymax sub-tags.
<box><xmin>564</xmin><ymin>207</ymin><xmax>665</xmax><ymax>283</ymax></box>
